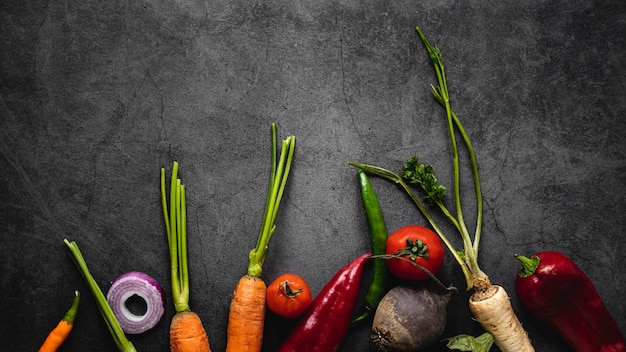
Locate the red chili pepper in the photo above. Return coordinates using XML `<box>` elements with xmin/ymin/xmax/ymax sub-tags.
<box><xmin>516</xmin><ymin>251</ymin><xmax>625</xmax><ymax>352</ymax></box>
<box><xmin>278</xmin><ymin>252</ymin><xmax>371</xmax><ymax>352</ymax></box>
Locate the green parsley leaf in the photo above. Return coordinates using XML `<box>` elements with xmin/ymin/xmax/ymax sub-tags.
<box><xmin>401</xmin><ymin>155</ymin><xmax>446</xmax><ymax>202</ymax></box>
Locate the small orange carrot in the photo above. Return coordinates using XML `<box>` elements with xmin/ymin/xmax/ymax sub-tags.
<box><xmin>169</xmin><ymin>311</ymin><xmax>211</xmax><ymax>352</ymax></box>
<box><xmin>38</xmin><ymin>290</ymin><xmax>80</xmax><ymax>352</ymax></box>
<box><xmin>161</xmin><ymin>162</ymin><xmax>211</xmax><ymax>352</ymax></box>
<box><xmin>227</xmin><ymin>276</ymin><xmax>267</xmax><ymax>349</ymax></box>
<box><xmin>226</xmin><ymin>123</ymin><xmax>296</xmax><ymax>352</ymax></box>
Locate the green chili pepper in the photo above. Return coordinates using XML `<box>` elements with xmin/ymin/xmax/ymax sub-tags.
<box><xmin>352</xmin><ymin>170</ymin><xmax>388</xmax><ymax>323</ymax></box>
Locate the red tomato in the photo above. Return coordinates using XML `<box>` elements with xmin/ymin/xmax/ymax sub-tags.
<box><xmin>385</xmin><ymin>225</ymin><xmax>445</xmax><ymax>280</ymax></box>
<box><xmin>266</xmin><ymin>273</ymin><xmax>312</xmax><ymax>319</ymax></box>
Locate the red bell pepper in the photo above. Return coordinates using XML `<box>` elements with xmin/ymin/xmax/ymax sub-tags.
<box><xmin>278</xmin><ymin>252</ymin><xmax>371</xmax><ymax>352</ymax></box>
<box><xmin>516</xmin><ymin>251</ymin><xmax>625</xmax><ymax>352</ymax></box>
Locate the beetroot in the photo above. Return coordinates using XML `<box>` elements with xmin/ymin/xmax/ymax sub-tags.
<box><xmin>370</xmin><ymin>285</ymin><xmax>452</xmax><ymax>351</ymax></box>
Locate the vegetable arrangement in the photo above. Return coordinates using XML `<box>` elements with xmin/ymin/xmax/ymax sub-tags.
<box><xmin>226</xmin><ymin>123</ymin><xmax>296</xmax><ymax>352</ymax></box>
<box><xmin>161</xmin><ymin>162</ymin><xmax>212</xmax><ymax>352</ymax></box>
<box><xmin>516</xmin><ymin>251</ymin><xmax>626</xmax><ymax>351</ymax></box>
<box><xmin>350</xmin><ymin>27</ymin><xmax>535</xmax><ymax>351</ymax></box>
<box><xmin>278</xmin><ymin>252</ymin><xmax>372</xmax><ymax>352</ymax></box>
<box><xmin>36</xmin><ymin>24</ymin><xmax>625</xmax><ymax>352</ymax></box>
<box><xmin>38</xmin><ymin>290</ymin><xmax>80</xmax><ymax>352</ymax></box>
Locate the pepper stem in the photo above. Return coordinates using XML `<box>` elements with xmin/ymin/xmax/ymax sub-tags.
<box><xmin>516</xmin><ymin>255</ymin><xmax>540</xmax><ymax>278</ymax></box>
<box><xmin>62</xmin><ymin>290</ymin><xmax>81</xmax><ymax>324</ymax></box>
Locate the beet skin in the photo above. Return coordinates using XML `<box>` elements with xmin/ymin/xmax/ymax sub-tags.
<box><xmin>370</xmin><ymin>285</ymin><xmax>451</xmax><ymax>351</ymax></box>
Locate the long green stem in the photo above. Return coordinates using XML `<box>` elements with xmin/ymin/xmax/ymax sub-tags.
<box><xmin>433</xmin><ymin>92</ymin><xmax>484</xmax><ymax>254</ymax></box>
<box><xmin>432</xmin><ymin>198</ymin><xmax>462</xmax><ymax>233</ymax></box>
<box><xmin>417</xmin><ymin>28</ymin><xmax>473</xmax><ymax>259</ymax></box>
<box><xmin>64</xmin><ymin>239</ymin><xmax>136</xmax><ymax>352</ymax></box>
<box><xmin>161</xmin><ymin>162</ymin><xmax>190</xmax><ymax>312</ymax></box>
<box><xmin>248</xmin><ymin>123</ymin><xmax>296</xmax><ymax>277</ymax></box>
<box><xmin>416</xmin><ymin>26</ymin><xmax>487</xmax><ymax>285</ymax></box>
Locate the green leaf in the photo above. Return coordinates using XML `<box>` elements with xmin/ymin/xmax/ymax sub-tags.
<box><xmin>401</xmin><ymin>155</ymin><xmax>446</xmax><ymax>202</ymax></box>
<box><xmin>445</xmin><ymin>332</ymin><xmax>495</xmax><ymax>352</ymax></box>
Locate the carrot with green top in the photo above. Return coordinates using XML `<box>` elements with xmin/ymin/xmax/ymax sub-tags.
<box><xmin>38</xmin><ymin>290</ymin><xmax>80</xmax><ymax>352</ymax></box>
<box><xmin>161</xmin><ymin>162</ymin><xmax>211</xmax><ymax>352</ymax></box>
<box><xmin>64</xmin><ymin>239</ymin><xmax>137</xmax><ymax>352</ymax></box>
<box><xmin>226</xmin><ymin>123</ymin><xmax>296</xmax><ymax>352</ymax></box>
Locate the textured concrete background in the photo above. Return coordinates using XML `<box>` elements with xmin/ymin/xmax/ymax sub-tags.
<box><xmin>1</xmin><ymin>0</ymin><xmax>625</xmax><ymax>351</ymax></box>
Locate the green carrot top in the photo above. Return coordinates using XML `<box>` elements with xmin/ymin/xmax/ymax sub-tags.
<box><xmin>160</xmin><ymin>161</ymin><xmax>190</xmax><ymax>313</ymax></box>
<box><xmin>247</xmin><ymin>123</ymin><xmax>296</xmax><ymax>278</ymax></box>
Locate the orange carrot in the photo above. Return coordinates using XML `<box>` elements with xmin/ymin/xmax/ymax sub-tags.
<box><xmin>226</xmin><ymin>123</ymin><xmax>296</xmax><ymax>352</ymax></box>
<box><xmin>227</xmin><ymin>276</ymin><xmax>267</xmax><ymax>349</ymax></box>
<box><xmin>169</xmin><ymin>311</ymin><xmax>211</xmax><ymax>352</ymax></box>
<box><xmin>39</xmin><ymin>290</ymin><xmax>80</xmax><ymax>352</ymax></box>
<box><xmin>161</xmin><ymin>162</ymin><xmax>211</xmax><ymax>352</ymax></box>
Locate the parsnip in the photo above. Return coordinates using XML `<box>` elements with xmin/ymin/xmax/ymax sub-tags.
<box><xmin>469</xmin><ymin>285</ymin><xmax>534</xmax><ymax>352</ymax></box>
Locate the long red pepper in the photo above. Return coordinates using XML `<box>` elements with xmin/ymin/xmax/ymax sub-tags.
<box><xmin>516</xmin><ymin>251</ymin><xmax>625</xmax><ymax>352</ymax></box>
<box><xmin>278</xmin><ymin>252</ymin><xmax>371</xmax><ymax>352</ymax></box>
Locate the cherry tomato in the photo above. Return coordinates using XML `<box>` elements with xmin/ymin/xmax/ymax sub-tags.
<box><xmin>385</xmin><ymin>225</ymin><xmax>444</xmax><ymax>280</ymax></box>
<box><xmin>266</xmin><ymin>273</ymin><xmax>312</xmax><ymax>319</ymax></box>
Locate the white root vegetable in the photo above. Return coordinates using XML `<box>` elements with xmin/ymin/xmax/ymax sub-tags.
<box><xmin>469</xmin><ymin>285</ymin><xmax>534</xmax><ymax>352</ymax></box>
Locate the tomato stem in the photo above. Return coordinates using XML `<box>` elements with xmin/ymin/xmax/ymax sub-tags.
<box><xmin>396</xmin><ymin>238</ymin><xmax>429</xmax><ymax>260</ymax></box>
<box><xmin>279</xmin><ymin>281</ymin><xmax>303</xmax><ymax>299</ymax></box>
<box><xmin>369</xmin><ymin>254</ymin><xmax>457</xmax><ymax>293</ymax></box>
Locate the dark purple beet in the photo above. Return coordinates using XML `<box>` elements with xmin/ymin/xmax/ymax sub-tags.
<box><xmin>370</xmin><ymin>285</ymin><xmax>452</xmax><ymax>351</ymax></box>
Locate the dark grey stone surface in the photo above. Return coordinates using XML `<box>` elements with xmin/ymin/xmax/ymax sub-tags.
<box><xmin>1</xmin><ymin>0</ymin><xmax>625</xmax><ymax>351</ymax></box>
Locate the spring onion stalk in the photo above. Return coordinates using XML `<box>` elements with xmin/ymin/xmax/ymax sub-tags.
<box><xmin>64</xmin><ymin>239</ymin><xmax>137</xmax><ymax>352</ymax></box>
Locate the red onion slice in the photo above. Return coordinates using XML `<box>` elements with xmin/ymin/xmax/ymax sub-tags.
<box><xmin>106</xmin><ymin>271</ymin><xmax>165</xmax><ymax>334</ymax></box>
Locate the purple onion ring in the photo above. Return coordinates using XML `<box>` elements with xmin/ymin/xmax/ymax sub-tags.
<box><xmin>106</xmin><ymin>271</ymin><xmax>165</xmax><ymax>334</ymax></box>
